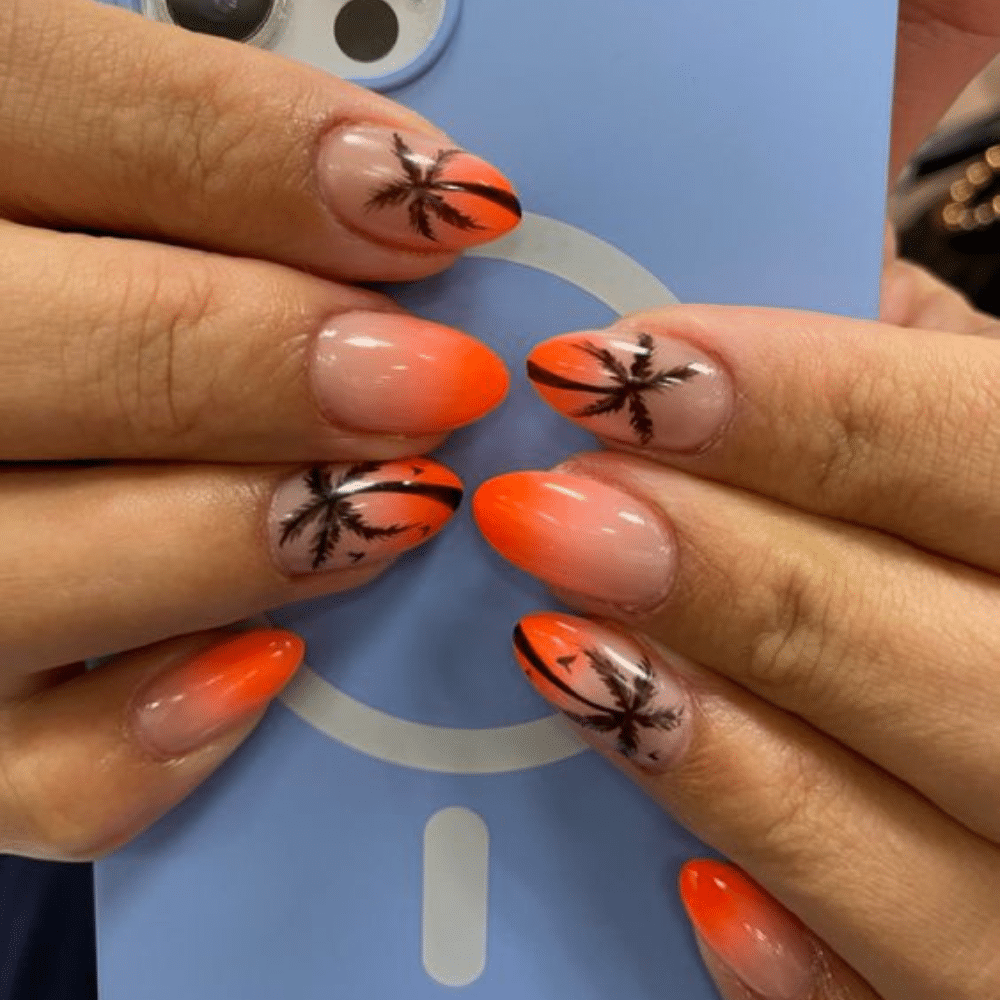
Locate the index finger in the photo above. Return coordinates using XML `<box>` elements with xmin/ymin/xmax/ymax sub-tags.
<box><xmin>525</xmin><ymin>305</ymin><xmax>1000</xmax><ymax>573</ymax></box>
<box><xmin>0</xmin><ymin>0</ymin><xmax>521</xmax><ymax>281</ymax></box>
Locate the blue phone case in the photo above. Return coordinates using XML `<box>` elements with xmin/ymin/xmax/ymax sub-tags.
<box><xmin>96</xmin><ymin>3</ymin><xmax>897</xmax><ymax>997</ymax></box>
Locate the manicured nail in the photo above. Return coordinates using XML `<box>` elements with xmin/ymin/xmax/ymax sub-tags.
<box><xmin>319</xmin><ymin>126</ymin><xmax>522</xmax><ymax>251</ymax></box>
<box><xmin>312</xmin><ymin>311</ymin><xmax>508</xmax><ymax>435</ymax></box>
<box><xmin>513</xmin><ymin>613</ymin><xmax>691</xmax><ymax>770</ymax></box>
<box><xmin>271</xmin><ymin>458</ymin><xmax>462</xmax><ymax>576</ymax></box>
<box><xmin>527</xmin><ymin>328</ymin><xmax>731</xmax><ymax>451</ymax></box>
<box><xmin>132</xmin><ymin>630</ymin><xmax>305</xmax><ymax>759</ymax></box>
<box><xmin>473</xmin><ymin>471</ymin><xmax>674</xmax><ymax>611</ymax></box>
<box><xmin>680</xmin><ymin>860</ymin><xmax>816</xmax><ymax>1000</ymax></box>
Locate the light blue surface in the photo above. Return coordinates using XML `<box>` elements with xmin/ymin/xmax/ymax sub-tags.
<box><xmin>96</xmin><ymin>2</ymin><xmax>898</xmax><ymax>998</ymax></box>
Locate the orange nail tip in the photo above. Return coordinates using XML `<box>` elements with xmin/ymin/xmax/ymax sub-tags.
<box><xmin>470</xmin><ymin>473</ymin><xmax>537</xmax><ymax>556</ymax></box>
<box><xmin>192</xmin><ymin>629</ymin><xmax>304</xmax><ymax>671</ymax></box>
<box><xmin>678</xmin><ymin>860</ymin><xmax>816</xmax><ymax>1000</ymax></box>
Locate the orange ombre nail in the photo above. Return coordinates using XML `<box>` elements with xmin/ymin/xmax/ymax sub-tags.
<box><xmin>132</xmin><ymin>630</ymin><xmax>305</xmax><ymax>759</ymax></box>
<box><xmin>680</xmin><ymin>860</ymin><xmax>816</xmax><ymax>1000</ymax></box>
<box><xmin>312</xmin><ymin>312</ymin><xmax>508</xmax><ymax>435</ymax></box>
<box><xmin>473</xmin><ymin>471</ymin><xmax>675</xmax><ymax>611</ymax></box>
<box><xmin>319</xmin><ymin>126</ymin><xmax>522</xmax><ymax>251</ymax></box>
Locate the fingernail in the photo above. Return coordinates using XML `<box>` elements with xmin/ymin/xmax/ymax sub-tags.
<box><xmin>473</xmin><ymin>471</ymin><xmax>674</xmax><ymax>611</ymax></box>
<box><xmin>132</xmin><ymin>630</ymin><xmax>304</xmax><ymax>759</ymax></box>
<box><xmin>680</xmin><ymin>860</ymin><xmax>816</xmax><ymax>1000</ymax></box>
<box><xmin>270</xmin><ymin>458</ymin><xmax>462</xmax><ymax>576</ymax></box>
<box><xmin>527</xmin><ymin>328</ymin><xmax>731</xmax><ymax>451</ymax></box>
<box><xmin>513</xmin><ymin>613</ymin><xmax>691</xmax><ymax>771</ymax></box>
<box><xmin>312</xmin><ymin>311</ymin><xmax>508</xmax><ymax>435</ymax></box>
<box><xmin>319</xmin><ymin>126</ymin><xmax>522</xmax><ymax>251</ymax></box>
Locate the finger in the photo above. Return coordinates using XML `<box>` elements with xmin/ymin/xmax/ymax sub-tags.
<box><xmin>0</xmin><ymin>629</ymin><xmax>303</xmax><ymax>860</ymax></box>
<box><xmin>524</xmin><ymin>306</ymin><xmax>1000</xmax><ymax>572</ymax></box>
<box><xmin>0</xmin><ymin>1</ymin><xmax>521</xmax><ymax>281</ymax></box>
<box><xmin>680</xmin><ymin>861</ymin><xmax>882</xmax><ymax>1000</ymax></box>
<box><xmin>474</xmin><ymin>458</ymin><xmax>1000</xmax><ymax>841</ymax></box>
<box><xmin>893</xmin><ymin>2</ymin><xmax>1000</xmax><ymax>178</ymax></box>
<box><xmin>0</xmin><ymin>222</ymin><xmax>507</xmax><ymax>460</ymax></box>
<box><xmin>509</xmin><ymin>612</ymin><xmax>1000</xmax><ymax>1000</ymax></box>
<box><xmin>0</xmin><ymin>458</ymin><xmax>462</xmax><ymax>674</ymax></box>
<box><xmin>880</xmin><ymin>257</ymin><xmax>1000</xmax><ymax>334</ymax></box>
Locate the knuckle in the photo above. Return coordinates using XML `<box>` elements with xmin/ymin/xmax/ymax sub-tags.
<box><xmin>737</xmin><ymin>748</ymin><xmax>841</xmax><ymax>873</ymax></box>
<box><xmin>133</xmin><ymin>58</ymin><xmax>312</xmax><ymax>232</ymax></box>
<box><xmin>90</xmin><ymin>252</ymin><xmax>222</xmax><ymax>449</ymax></box>
<box><xmin>810</xmin><ymin>365</ymin><xmax>903</xmax><ymax>499</ymax></box>
<box><xmin>685</xmin><ymin>732</ymin><xmax>844</xmax><ymax>875</ymax></box>
<box><xmin>743</xmin><ymin>552</ymin><xmax>848</xmax><ymax>704</ymax></box>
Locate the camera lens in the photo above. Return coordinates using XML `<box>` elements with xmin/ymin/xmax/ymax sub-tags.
<box><xmin>334</xmin><ymin>0</ymin><xmax>399</xmax><ymax>63</ymax></box>
<box><xmin>163</xmin><ymin>0</ymin><xmax>275</xmax><ymax>41</ymax></box>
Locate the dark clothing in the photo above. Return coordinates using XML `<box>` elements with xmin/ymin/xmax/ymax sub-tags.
<box><xmin>1</xmin><ymin>858</ymin><xmax>96</xmax><ymax>1000</ymax></box>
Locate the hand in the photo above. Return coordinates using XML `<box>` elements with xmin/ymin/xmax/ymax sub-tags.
<box><xmin>471</xmin><ymin>3</ymin><xmax>1000</xmax><ymax>998</ymax></box>
<box><xmin>0</xmin><ymin>0</ymin><xmax>518</xmax><ymax>860</ymax></box>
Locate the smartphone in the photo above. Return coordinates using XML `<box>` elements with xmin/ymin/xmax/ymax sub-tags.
<box><xmin>95</xmin><ymin>3</ymin><xmax>898</xmax><ymax>998</ymax></box>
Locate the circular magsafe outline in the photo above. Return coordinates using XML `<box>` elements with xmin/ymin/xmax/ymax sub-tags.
<box><xmin>277</xmin><ymin>212</ymin><xmax>679</xmax><ymax>774</ymax></box>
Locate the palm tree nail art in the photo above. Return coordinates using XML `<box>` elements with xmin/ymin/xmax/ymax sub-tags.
<box><xmin>270</xmin><ymin>459</ymin><xmax>463</xmax><ymax>576</ymax></box>
<box><xmin>513</xmin><ymin>613</ymin><xmax>691</xmax><ymax>771</ymax></box>
<box><xmin>527</xmin><ymin>330</ymin><xmax>731</xmax><ymax>451</ymax></box>
<box><xmin>368</xmin><ymin>133</ymin><xmax>522</xmax><ymax>243</ymax></box>
<box><xmin>320</xmin><ymin>125</ymin><xmax>521</xmax><ymax>251</ymax></box>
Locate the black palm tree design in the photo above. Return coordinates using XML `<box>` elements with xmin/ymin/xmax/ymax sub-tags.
<box><xmin>527</xmin><ymin>332</ymin><xmax>701</xmax><ymax>444</ymax></box>
<box><xmin>366</xmin><ymin>133</ymin><xmax>522</xmax><ymax>242</ymax></box>
<box><xmin>279</xmin><ymin>462</ymin><xmax>462</xmax><ymax>571</ymax></box>
<box><xmin>514</xmin><ymin>627</ymin><xmax>684</xmax><ymax>759</ymax></box>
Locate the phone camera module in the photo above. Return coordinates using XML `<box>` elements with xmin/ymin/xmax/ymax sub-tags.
<box><xmin>159</xmin><ymin>0</ymin><xmax>279</xmax><ymax>42</ymax></box>
<box><xmin>334</xmin><ymin>0</ymin><xmax>399</xmax><ymax>63</ymax></box>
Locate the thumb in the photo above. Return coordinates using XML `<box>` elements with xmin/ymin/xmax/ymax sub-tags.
<box><xmin>0</xmin><ymin>629</ymin><xmax>303</xmax><ymax>860</ymax></box>
<box><xmin>679</xmin><ymin>860</ymin><xmax>882</xmax><ymax>1000</ymax></box>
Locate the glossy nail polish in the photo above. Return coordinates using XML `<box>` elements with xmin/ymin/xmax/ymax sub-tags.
<box><xmin>312</xmin><ymin>311</ymin><xmax>508</xmax><ymax>435</ymax></box>
<box><xmin>319</xmin><ymin>126</ymin><xmax>522</xmax><ymax>251</ymax></box>
<box><xmin>527</xmin><ymin>329</ymin><xmax>730</xmax><ymax>451</ymax></box>
<box><xmin>132</xmin><ymin>630</ymin><xmax>305</xmax><ymax>759</ymax></box>
<box><xmin>473</xmin><ymin>471</ymin><xmax>674</xmax><ymax>611</ymax></box>
<box><xmin>514</xmin><ymin>613</ymin><xmax>691</xmax><ymax>770</ymax></box>
<box><xmin>271</xmin><ymin>459</ymin><xmax>462</xmax><ymax>576</ymax></box>
<box><xmin>680</xmin><ymin>860</ymin><xmax>816</xmax><ymax>1000</ymax></box>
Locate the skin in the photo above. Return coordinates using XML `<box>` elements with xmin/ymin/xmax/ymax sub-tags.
<box><xmin>0</xmin><ymin>0</ymin><xmax>508</xmax><ymax>860</ymax></box>
<box><xmin>491</xmin><ymin>3</ymin><xmax>1000</xmax><ymax>997</ymax></box>
<box><xmin>1</xmin><ymin>2</ymin><xmax>999</xmax><ymax>998</ymax></box>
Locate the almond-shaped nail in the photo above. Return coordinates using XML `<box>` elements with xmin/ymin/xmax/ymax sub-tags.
<box><xmin>514</xmin><ymin>613</ymin><xmax>691</xmax><ymax>771</ymax></box>
<box><xmin>527</xmin><ymin>329</ymin><xmax>731</xmax><ymax>451</ymax></box>
<box><xmin>132</xmin><ymin>630</ymin><xmax>305</xmax><ymax>759</ymax></box>
<box><xmin>271</xmin><ymin>458</ymin><xmax>462</xmax><ymax>576</ymax></box>
<box><xmin>312</xmin><ymin>311</ymin><xmax>508</xmax><ymax>435</ymax></box>
<box><xmin>680</xmin><ymin>860</ymin><xmax>816</xmax><ymax>1000</ymax></box>
<box><xmin>473</xmin><ymin>471</ymin><xmax>674</xmax><ymax>611</ymax></box>
<box><xmin>319</xmin><ymin>126</ymin><xmax>522</xmax><ymax>251</ymax></box>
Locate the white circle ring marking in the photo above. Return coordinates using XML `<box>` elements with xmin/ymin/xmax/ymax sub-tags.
<box><xmin>277</xmin><ymin>213</ymin><xmax>679</xmax><ymax>774</ymax></box>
